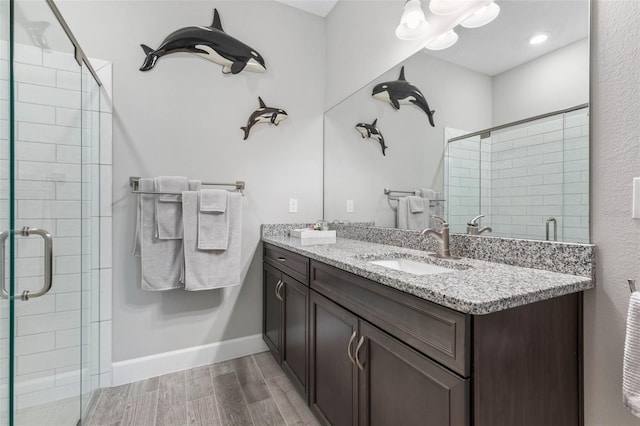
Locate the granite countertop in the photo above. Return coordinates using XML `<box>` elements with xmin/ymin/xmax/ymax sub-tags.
<box><xmin>262</xmin><ymin>236</ymin><xmax>594</xmax><ymax>315</ymax></box>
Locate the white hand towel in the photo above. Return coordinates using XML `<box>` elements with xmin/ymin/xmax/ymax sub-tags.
<box><xmin>623</xmin><ymin>292</ymin><xmax>640</xmax><ymax>417</ymax></box>
<box><xmin>201</xmin><ymin>189</ymin><xmax>227</xmax><ymax>212</ymax></box>
<box><xmin>407</xmin><ymin>196</ymin><xmax>425</xmax><ymax>213</ymax></box>
<box><xmin>154</xmin><ymin>176</ymin><xmax>188</xmax><ymax>240</ymax></box>
<box><xmin>198</xmin><ymin>189</ymin><xmax>229</xmax><ymax>250</ymax></box>
<box><xmin>182</xmin><ymin>191</ymin><xmax>242</xmax><ymax>290</ymax></box>
<box><xmin>397</xmin><ymin>197</ymin><xmax>409</xmax><ymax>230</ymax></box>
<box><xmin>420</xmin><ymin>188</ymin><xmax>437</xmax><ymax>199</ymax></box>
<box><xmin>132</xmin><ymin>178</ymin><xmax>184</xmax><ymax>291</ymax></box>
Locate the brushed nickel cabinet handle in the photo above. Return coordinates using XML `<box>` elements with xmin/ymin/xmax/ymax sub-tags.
<box><xmin>347</xmin><ymin>330</ymin><xmax>357</xmax><ymax>365</ymax></box>
<box><xmin>355</xmin><ymin>336</ymin><xmax>366</xmax><ymax>371</ymax></box>
<box><xmin>275</xmin><ymin>280</ymin><xmax>284</xmax><ymax>302</ymax></box>
<box><xmin>277</xmin><ymin>256</ymin><xmax>286</xmax><ymax>262</ymax></box>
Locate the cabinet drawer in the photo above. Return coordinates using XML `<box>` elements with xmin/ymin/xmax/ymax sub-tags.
<box><xmin>311</xmin><ymin>260</ymin><xmax>470</xmax><ymax>376</ymax></box>
<box><xmin>264</xmin><ymin>243</ymin><xmax>310</xmax><ymax>284</ymax></box>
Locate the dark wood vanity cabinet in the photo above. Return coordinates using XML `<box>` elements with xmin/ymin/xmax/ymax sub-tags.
<box><xmin>309</xmin><ymin>290</ymin><xmax>468</xmax><ymax>426</ymax></box>
<box><xmin>263</xmin><ymin>245</ymin><xmax>310</xmax><ymax>399</ymax></box>
<box><xmin>263</xmin><ymin>243</ymin><xmax>582</xmax><ymax>426</ymax></box>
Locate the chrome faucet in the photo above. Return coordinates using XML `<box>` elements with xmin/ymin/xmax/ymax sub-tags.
<box><xmin>421</xmin><ymin>216</ymin><xmax>453</xmax><ymax>259</ymax></box>
<box><xmin>467</xmin><ymin>215</ymin><xmax>492</xmax><ymax>235</ymax></box>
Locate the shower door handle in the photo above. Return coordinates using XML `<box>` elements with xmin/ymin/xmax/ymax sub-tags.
<box><xmin>0</xmin><ymin>227</ymin><xmax>52</xmax><ymax>300</ymax></box>
<box><xmin>0</xmin><ymin>231</ymin><xmax>8</xmax><ymax>299</ymax></box>
<box><xmin>19</xmin><ymin>227</ymin><xmax>53</xmax><ymax>301</ymax></box>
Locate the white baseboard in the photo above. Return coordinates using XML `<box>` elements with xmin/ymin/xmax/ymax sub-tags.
<box><xmin>111</xmin><ymin>334</ymin><xmax>268</xmax><ymax>386</ymax></box>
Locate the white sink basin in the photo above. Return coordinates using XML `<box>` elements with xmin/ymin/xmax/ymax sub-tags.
<box><xmin>369</xmin><ymin>258</ymin><xmax>456</xmax><ymax>275</ymax></box>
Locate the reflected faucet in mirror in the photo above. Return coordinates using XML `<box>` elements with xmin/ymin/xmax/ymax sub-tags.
<box><xmin>467</xmin><ymin>215</ymin><xmax>492</xmax><ymax>235</ymax></box>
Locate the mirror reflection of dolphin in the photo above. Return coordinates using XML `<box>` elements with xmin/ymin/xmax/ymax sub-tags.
<box><xmin>371</xmin><ymin>66</ymin><xmax>436</xmax><ymax>127</ymax></box>
<box><xmin>241</xmin><ymin>97</ymin><xmax>288</xmax><ymax>140</ymax></box>
<box><xmin>139</xmin><ymin>9</ymin><xmax>266</xmax><ymax>74</ymax></box>
<box><xmin>355</xmin><ymin>119</ymin><xmax>388</xmax><ymax>156</ymax></box>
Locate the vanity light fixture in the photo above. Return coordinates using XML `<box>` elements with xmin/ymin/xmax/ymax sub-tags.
<box><xmin>460</xmin><ymin>2</ymin><xmax>500</xmax><ymax>28</ymax></box>
<box><xmin>424</xmin><ymin>29</ymin><xmax>459</xmax><ymax>50</ymax></box>
<box><xmin>395</xmin><ymin>1</ymin><xmax>501</xmax><ymax>50</ymax></box>
<box><xmin>396</xmin><ymin>0</ymin><xmax>430</xmax><ymax>40</ymax></box>
<box><xmin>529</xmin><ymin>32</ymin><xmax>550</xmax><ymax>45</ymax></box>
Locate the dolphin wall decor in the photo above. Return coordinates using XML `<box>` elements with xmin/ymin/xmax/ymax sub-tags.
<box><xmin>139</xmin><ymin>9</ymin><xmax>266</xmax><ymax>74</ymax></box>
<box><xmin>371</xmin><ymin>66</ymin><xmax>436</xmax><ymax>127</ymax></box>
<box><xmin>355</xmin><ymin>119</ymin><xmax>388</xmax><ymax>156</ymax></box>
<box><xmin>241</xmin><ymin>97</ymin><xmax>288</xmax><ymax>140</ymax></box>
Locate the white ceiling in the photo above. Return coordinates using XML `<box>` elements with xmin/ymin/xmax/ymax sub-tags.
<box><xmin>425</xmin><ymin>1</ymin><xmax>590</xmax><ymax>76</ymax></box>
<box><xmin>274</xmin><ymin>0</ymin><xmax>339</xmax><ymax>17</ymax></box>
<box><xmin>278</xmin><ymin>0</ymin><xmax>589</xmax><ymax>76</ymax></box>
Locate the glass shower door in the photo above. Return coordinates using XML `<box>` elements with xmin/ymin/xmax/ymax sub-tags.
<box><xmin>1</xmin><ymin>0</ymin><xmax>101</xmax><ymax>424</ymax></box>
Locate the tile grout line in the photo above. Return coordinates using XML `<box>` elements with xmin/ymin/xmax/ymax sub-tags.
<box><xmin>251</xmin><ymin>354</ymin><xmax>289</xmax><ymax>426</ymax></box>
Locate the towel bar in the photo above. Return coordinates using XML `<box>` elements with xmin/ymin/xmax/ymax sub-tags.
<box><xmin>129</xmin><ymin>176</ymin><xmax>245</xmax><ymax>195</ymax></box>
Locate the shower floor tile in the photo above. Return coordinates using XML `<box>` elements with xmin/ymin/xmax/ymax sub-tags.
<box><xmin>83</xmin><ymin>352</ymin><xmax>318</xmax><ymax>426</ymax></box>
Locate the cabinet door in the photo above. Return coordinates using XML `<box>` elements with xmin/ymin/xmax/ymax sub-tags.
<box><xmin>358</xmin><ymin>321</ymin><xmax>469</xmax><ymax>426</ymax></box>
<box><xmin>282</xmin><ymin>274</ymin><xmax>309</xmax><ymax>399</ymax></box>
<box><xmin>310</xmin><ymin>290</ymin><xmax>359</xmax><ymax>426</ymax></box>
<box><xmin>263</xmin><ymin>263</ymin><xmax>283</xmax><ymax>363</ymax></box>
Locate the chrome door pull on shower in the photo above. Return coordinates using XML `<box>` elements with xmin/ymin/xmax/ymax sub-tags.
<box><xmin>0</xmin><ymin>227</ymin><xmax>53</xmax><ymax>300</ymax></box>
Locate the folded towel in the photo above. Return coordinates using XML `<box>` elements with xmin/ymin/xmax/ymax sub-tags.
<box><xmin>420</xmin><ymin>188</ymin><xmax>438</xmax><ymax>199</ymax></box>
<box><xmin>397</xmin><ymin>197</ymin><xmax>408</xmax><ymax>230</ymax></box>
<box><xmin>182</xmin><ymin>191</ymin><xmax>242</xmax><ymax>290</ymax></box>
<box><xmin>154</xmin><ymin>176</ymin><xmax>188</xmax><ymax>240</ymax></box>
<box><xmin>407</xmin><ymin>196</ymin><xmax>425</xmax><ymax>213</ymax></box>
<box><xmin>623</xmin><ymin>292</ymin><xmax>640</xmax><ymax>417</ymax></box>
<box><xmin>132</xmin><ymin>178</ymin><xmax>184</xmax><ymax>291</ymax></box>
<box><xmin>201</xmin><ymin>189</ymin><xmax>227</xmax><ymax>212</ymax></box>
<box><xmin>198</xmin><ymin>189</ymin><xmax>230</xmax><ymax>250</ymax></box>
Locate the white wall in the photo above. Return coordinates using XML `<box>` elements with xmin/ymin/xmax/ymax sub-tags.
<box><xmin>492</xmin><ymin>38</ymin><xmax>589</xmax><ymax>126</ymax></box>
<box><xmin>57</xmin><ymin>0</ymin><xmax>325</xmax><ymax>364</ymax></box>
<box><xmin>324</xmin><ymin>52</ymin><xmax>492</xmax><ymax>226</ymax></box>
<box><xmin>586</xmin><ymin>1</ymin><xmax>640</xmax><ymax>424</ymax></box>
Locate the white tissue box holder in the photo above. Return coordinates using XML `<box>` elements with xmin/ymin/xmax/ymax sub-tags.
<box><xmin>290</xmin><ymin>229</ymin><xmax>336</xmax><ymax>246</ymax></box>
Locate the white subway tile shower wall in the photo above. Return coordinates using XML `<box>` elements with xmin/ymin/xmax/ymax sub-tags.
<box><xmin>446</xmin><ymin>109</ymin><xmax>589</xmax><ymax>243</ymax></box>
<box><xmin>0</xmin><ymin>44</ymin><xmax>113</xmax><ymax>411</ymax></box>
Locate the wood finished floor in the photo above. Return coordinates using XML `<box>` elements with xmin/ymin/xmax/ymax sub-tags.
<box><xmin>84</xmin><ymin>352</ymin><xmax>319</xmax><ymax>426</ymax></box>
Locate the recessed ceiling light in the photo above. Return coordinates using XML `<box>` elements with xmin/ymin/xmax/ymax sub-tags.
<box><xmin>529</xmin><ymin>33</ymin><xmax>550</xmax><ymax>45</ymax></box>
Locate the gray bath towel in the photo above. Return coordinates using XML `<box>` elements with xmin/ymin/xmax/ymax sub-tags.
<box><xmin>397</xmin><ymin>197</ymin><xmax>429</xmax><ymax>231</ymax></box>
<box><xmin>198</xmin><ymin>189</ymin><xmax>230</xmax><ymax>250</ymax></box>
<box><xmin>154</xmin><ymin>176</ymin><xmax>188</xmax><ymax>240</ymax></box>
<box><xmin>407</xmin><ymin>196</ymin><xmax>425</xmax><ymax>213</ymax></box>
<box><xmin>132</xmin><ymin>178</ymin><xmax>184</xmax><ymax>291</ymax></box>
<box><xmin>182</xmin><ymin>191</ymin><xmax>242</xmax><ymax>290</ymax></box>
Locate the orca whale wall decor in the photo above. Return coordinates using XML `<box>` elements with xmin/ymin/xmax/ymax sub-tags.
<box><xmin>355</xmin><ymin>119</ymin><xmax>388</xmax><ymax>156</ymax></box>
<box><xmin>139</xmin><ymin>9</ymin><xmax>266</xmax><ymax>74</ymax></box>
<box><xmin>241</xmin><ymin>97</ymin><xmax>288</xmax><ymax>140</ymax></box>
<box><xmin>371</xmin><ymin>66</ymin><xmax>436</xmax><ymax>127</ymax></box>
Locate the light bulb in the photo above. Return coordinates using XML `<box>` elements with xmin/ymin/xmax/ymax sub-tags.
<box><xmin>429</xmin><ymin>0</ymin><xmax>467</xmax><ymax>16</ymax></box>
<box><xmin>460</xmin><ymin>2</ymin><xmax>500</xmax><ymax>28</ymax></box>
<box><xmin>396</xmin><ymin>0</ymin><xmax>429</xmax><ymax>40</ymax></box>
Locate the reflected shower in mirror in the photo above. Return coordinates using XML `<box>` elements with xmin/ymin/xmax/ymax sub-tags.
<box><xmin>323</xmin><ymin>0</ymin><xmax>589</xmax><ymax>243</ymax></box>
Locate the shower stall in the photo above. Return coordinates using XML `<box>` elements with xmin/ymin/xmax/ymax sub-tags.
<box><xmin>445</xmin><ymin>105</ymin><xmax>590</xmax><ymax>243</ymax></box>
<box><xmin>1</xmin><ymin>0</ymin><xmax>107</xmax><ymax>424</ymax></box>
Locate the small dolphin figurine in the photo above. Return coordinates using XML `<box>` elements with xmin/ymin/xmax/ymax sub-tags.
<box><xmin>139</xmin><ymin>9</ymin><xmax>266</xmax><ymax>74</ymax></box>
<box><xmin>371</xmin><ymin>66</ymin><xmax>436</xmax><ymax>127</ymax></box>
<box><xmin>241</xmin><ymin>97</ymin><xmax>288</xmax><ymax>140</ymax></box>
<box><xmin>355</xmin><ymin>119</ymin><xmax>388</xmax><ymax>156</ymax></box>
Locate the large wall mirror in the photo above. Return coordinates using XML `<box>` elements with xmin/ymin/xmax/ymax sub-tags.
<box><xmin>323</xmin><ymin>0</ymin><xmax>590</xmax><ymax>243</ymax></box>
